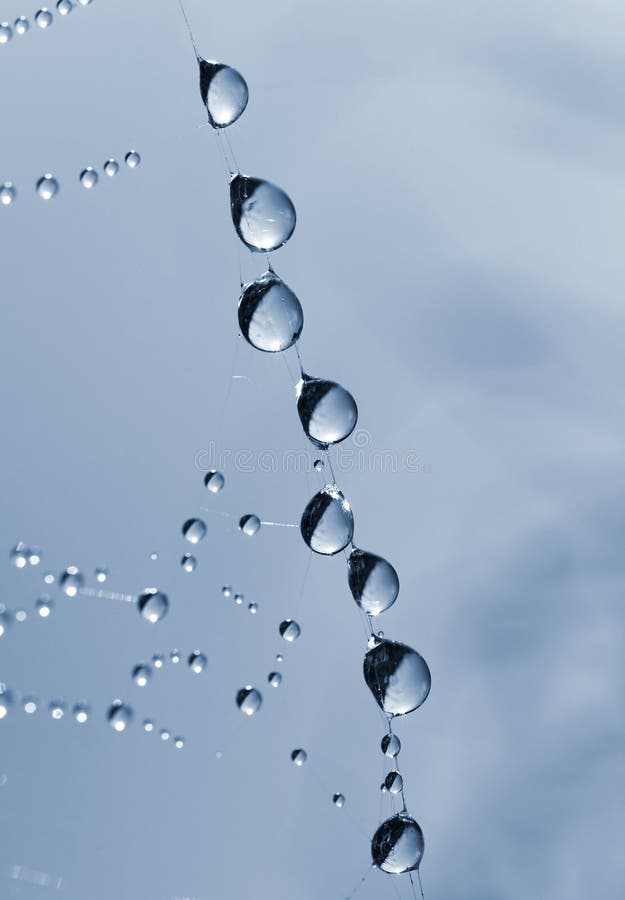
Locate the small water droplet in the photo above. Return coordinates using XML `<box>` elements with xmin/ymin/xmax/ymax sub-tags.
<box><xmin>94</xmin><ymin>567</ymin><xmax>108</xmax><ymax>583</ymax></box>
<box><xmin>28</xmin><ymin>548</ymin><xmax>41</xmax><ymax>566</ymax></box>
<box><xmin>143</xmin><ymin>719</ymin><xmax>154</xmax><ymax>733</ymax></box>
<box><xmin>49</xmin><ymin>699</ymin><xmax>66</xmax><ymax>720</ymax></box>
<box><xmin>291</xmin><ymin>748</ymin><xmax>307</xmax><ymax>766</ymax></box>
<box><xmin>36</xmin><ymin>174</ymin><xmax>59</xmax><ymax>200</ymax></box>
<box><xmin>160</xmin><ymin>728</ymin><xmax>171</xmax><ymax>741</ymax></box>
<box><xmin>275</xmin><ymin>653</ymin><xmax>283</xmax><ymax>663</ymax></box>
<box><xmin>238</xmin><ymin>270</ymin><xmax>303</xmax><ymax>352</ymax></box>
<box><xmin>0</xmin><ymin>687</ymin><xmax>13</xmax><ymax>719</ymax></box>
<box><xmin>198</xmin><ymin>59</ymin><xmax>248</xmax><ymax>128</ymax></box>
<box><xmin>132</xmin><ymin>664</ymin><xmax>151</xmax><ymax>687</ymax></box>
<box><xmin>60</xmin><ymin>566</ymin><xmax>84</xmax><ymax>597</ymax></box>
<box><xmin>152</xmin><ymin>653</ymin><xmax>164</xmax><ymax>669</ymax></box>
<box><xmin>35</xmin><ymin>8</ymin><xmax>53</xmax><ymax>28</ymax></box>
<box><xmin>73</xmin><ymin>702</ymin><xmax>90</xmax><ymax>724</ymax></box>
<box><xmin>103</xmin><ymin>159</ymin><xmax>119</xmax><ymax>177</ymax></box>
<box><xmin>297</xmin><ymin>374</ymin><xmax>358</xmax><ymax>448</ymax></box>
<box><xmin>14</xmin><ymin>16</ymin><xmax>29</xmax><ymax>34</ymax></box>
<box><xmin>0</xmin><ymin>611</ymin><xmax>10</xmax><ymax>638</ymax></box>
<box><xmin>268</xmin><ymin>671</ymin><xmax>282</xmax><ymax>688</ymax></box>
<box><xmin>149</xmin><ymin>552</ymin><xmax>158</xmax><ymax>561</ymax></box>
<box><xmin>234</xmin><ymin>592</ymin><xmax>244</xmax><ymax>606</ymax></box>
<box><xmin>43</xmin><ymin>571</ymin><xmax>55</xmax><ymax>585</ymax></box>
<box><xmin>384</xmin><ymin>771</ymin><xmax>403</xmax><ymax>795</ymax></box>
<box><xmin>137</xmin><ymin>588</ymin><xmax>169</xmax><ymax>624</ymax></box>
<box><xmin>36</xmin><ymin>595</ymin><xmax>54</xmax><ymax>618</ymax></box>
<box><xmin>10</xmin><ymin>543</ymin><xmax>28</xmax><ymax>568</ymax></box>
<box><xmin>182</xmin><ymin>518</ymin><xmax>206</xmax><ymax>544</ymax></box>
<box><xmin>124</xmin><ymin>150</ymin><xmax>141</xmax><ymax>168</ymax></box>
<box><xmin>174</xmin><ymin>736</ymin><xmax>185</xmax><ymax>749</ymax></box>
<box><xmin>333</xmin><ymin>793</ymin><xmax>345</xmax><ymax>808</ymax></box>
<box><xmin>107</xmin><ymin>700</ymin><xmax>133</xmax><ymax>732</ymax></box>
<box><xmin>239</xmin><ymin>514</ymin><xmax>261</xmax><ymax>537</ymax></box>
<box><xmin>204</xmin><ymin>469</ymin><xmax>225</xmax><ymax>493</ymax></box>
<box><xmin>0</xmin><ymin>182</ymin><xmax>16</xmax><ymax>205</ymax></box>
<box><xmin>371</xmin><ymin>814</ymin><xmax>424</xmax><ymax>874</ymax></box>
<box><xmin>230</xmin><ymin>174</ymin><xmax>296</xmax><ymax>252</ymax></box>
<box><xmin>170</xmin><ymin>650</ymin><xmax>181</xmax><ymax>664</ymax></box>
<box><xmin>248</xmin><ymin>601</ymin><xmax>258</xmax><ymax>614</ymax></box>
<box><xmin>181</xmin><ymin>552</ymin><xmax>197</xmax><ymax>573</ymax></box>
<box><xmin>15</xmin><ymin>610</ymin><xmax>27</xmax><ymax>623</ymax></box>
<box><xmin>80</xmin><ymin>167</ymin><xmax>98</xmax><ymax>189</ymax></box>
<box><xmin>279</xmin><ymin>619</ymin><xmax>300</xmax><ymax>642</ymax></box>
<box><xmin>222</xmin><ymin>585</ymin><xmax>232</xmax><ymax>597</ymax></box>
<box><xmin>236</xmin><ymin>686</ymin><xmax>262</xmax><ymax>716</ymax></box>
<box><xmin>313</xmin><ymin>459</ymin><xmax>325</xmax><ymax>472</ymax></box>
<box><xmin>300</xmin><ymin>486</ymin><xmax>354</xmax><ymax>555</ymax></box>
<box><xmin>188</xmin><ymin>650</ymin><xmax>207</xmax><ymax>674</ymax></box>
<box><xmin>23</xmin><ymin>697</ymin><xmax>38</xmax><ymax>715</ymax></box>
<box><xmin>381</xmin><ymin>733</ymin><xmax>401</xmax><ymax>758</ymax></box>
<box><xmin>56</xmin><ymin>0</ymin><xmax>73</xmax><ymax>15</ymax></box>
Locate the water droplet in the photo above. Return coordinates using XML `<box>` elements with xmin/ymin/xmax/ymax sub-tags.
<box><xmin>94</xmin><ymin>567</ymin><xmax>107</xmax><ymax>583</ymax></box>
<box><xmin>14</xmin><ymin>16</ymin><xmax>29</xmax><ymax>34</ymax></box>
<box><xmin>137</xmin><ymin>588</ymin><xmax>169</xmax><ymax>624</ymax></box>
<box><xmin>300</xmin><ymin>486</ymin><xmax>354</xmax><ymax>555</ymax></box>
<box><xmin>234</xmin><ymin>592</ymin><xmax>244</xmax><ymax>605</ymax></box>
<box><xmin>60</xmin><ymin>566</ymin><xmax>84</xmax><ymax>597</ymax></box>
<box><xmin>297</xmin><ymin>375</ymin><xmax>358</xmax><ymax>448</ymax></box>
<box><xmin>230</xmin><ymin>174</ymin><xmax>296</xmax><ymax>252</ymax></box>
<box><xmin>80</xmin><ymin>167</ymin><xmax>98</xmax><ymax>189</ymax></box>
<box><xmin>384</xmin><ymin>771</ymin><xmax>403</xmax><ymax>795</ymax></box>
<box><xmin>313</xmin><ymin>459</ymin><xmax>325</xmax><ymax>472</ymax></box>
<box><xmin>107</xmin><ymin>700</ymin><xmax>133</xmax><ymax>732</ymax></box>
<box><xmin>182</xmin><ymin>518</ymin><xmax>206</xmax><ymax>544</ymax></box>
<box><xmin>0</xmin><ymin>611</ymin><xmax>10</xmax><ymax>638</ymax></box>
<box><xmin>275</xmin><ymin>653</ymin><xmax>283</xmax><ymax>663</ymax></box>
<box><xmin>222</xmin><ymin>585</ymin><xmax>232</xmax><ymax>597</ymax></box>
<box><xmin>268</xmin><ymin>671</ymin><xmax>282</xmax><ymax>687</ymax></box>
<box><xmin>35</xmin><ymin>8</ymin><xmax>53</xmax><ymax>28</ymax></box>
<box><xmin>149</xmin><ymin>552</ymin><xmax>158</xmax><ymax>561</ymax></box>
<box><xmin>124</xmin><ymin>150</ymin><xmax>141</xmax><ymax>168</ymax></box>
<box><xmin>143</xmin><ymin>719</ymin><xmax>154</xmax><ymax>733</ymax></box>
<box><xmin>36</xmin><ymin>174</ymin><xmax>59</xmax><ymax>200</ymax></box>
<box><xmin>73</xmin><ymin>702</ymin><xmax>89</xmax><ymax>723</ymax></box>
<box><xmin>381</xmin><ymin>733</ymin><xmax>401</xmax><ymax>758</ymax></box>
<box><xmin>198</xmin><ymin>59</ymin><xmax>248</xmax><ymax>128</ymax></box>
<box><xmin>181</xmin><ymin>552</ymin><xmax>197</xmax><ymax>573</ymax></box>
<box><xmin>348</xmin><ymin>548</ymin><xmax>399</xmax><ymax>617</ymax></box>
<box><xmin>56</xmin><ymin>0</ymin><xmax>73</xmax><ymax>15</ymax></box>
<box><xmin>363</xmin><ymin>636</ymin><xmax>431</xmax><ymax>717</ymax></box>
<box><xmin>170</xmin><ymin>650</ymin><xmax>181</xmax><ymax>664</ymax></box>
<box><xmin>10</xmin><ymin>543</ymin><xmax>28</xmax><ymax>567</ymax></box>
<box><xmin>28</xmin><ymin>548</ymin><xmax>41</xmax><ymax>566</ymax></box>
<box><xmin>236</xmin><ymin>686</ymin><xmax>262</xmax><ymax>716</ymax></box>
<box><xmin>291</xmin><ymin>748</ymin><xmax>307</xmax><ymax>766</ymax></box>
<box><xmin>49</xmin><ymin>699</ymin><xmax>66</xmax><ymax>720</ymax></box>
<box><xmin>132</xmin><ymin>664</ymin><xmax>151</xmax><ymax>687</ymax></box>
<box><xmin>152</xmin><ymin>653</ymin><xmax>164</xmax><ymax>669</ymax></box>
<box><xmin>0</xmin><ymin>689</ymin><xmax>14</xmax><ymax>719</ymax></box>
<box><xmin>333</xmin><ymin>793</ymin><xmax>345</xmax><ymax>808</ymax></box>
<box><xmin>77</xmin><ymin>0</ymin><xmax>93</xmax><ymax>5</ymax></box>
<box><xmin>371</xmin><ymin>813</ymin><xmax>424</xmax><ymax>874</ymax></box>
<box><xmin>204</xmin><ymin>469</ymin><xmax>225</xmax><ymax>493</ymax></box>
<box><xmin>174</xmin><ymin>736</ymin><xmax>185</xmax><ymax>749</ymax></box>
<box><xmin>103</xmin><ymin>159</ymin><xmax>119</xmax><ymax>177</ymax></box>
<box><xmin>188</xmin><ymin>650</ymin><xmax>207</xmax><ymax>674</ymax></box>
<box><xmin>248</xmin><ymin>601</ymin><xmax>258</xmax><ymax>614</ymax></box>
<box><xmin>279</xmin><ymin>619</ymin><xmax>300</xmax><ymax>642</ymax></box>
<box><xmin>239</xmin><ymin>514</ymin><xmax>261</xmax><ymax>536</ymax></box>
<box><xmin>23</xmin><ymin>696</ymin><xmax>38</xmax><ymax>714</ymax></box>
<box><xmin>15</xmin><ymin>610</ymin><xmax>27</xmax><ymax>623</ymax></box>
<box><xmin>0</xmin><ymin>21</ymin><xmax>12</xmax><ymax>42</ymax></box>
<box><xmin>160</xmin><ymin>728</ymin><xmax>171</xmax><ymax>741</ymax></box>
<box><xmin>43</xmin><ymin>571</ymin><xmax>55</xmax><ymax>585</ymax></box>
<box><xmin>0</xmin><ymin>182</ymin><xmax>16</xmax><ymax>205</ymax></box>
<box><xmin>238</xmin><ymin>270</ymin><xmax>303</xmax><ymax>352</ymax></box>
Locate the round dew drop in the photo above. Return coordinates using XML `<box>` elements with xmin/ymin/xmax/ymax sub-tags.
<box><xmin>204</xmin><ymin>470</ymin><xmax>225</xmax><ymax>493</ymax></box>
<box><xmin>36</xmin><ymin>175</ymin><xmax>59</xmax><ymax>200</ymax></box>
<box><xmin>236</xmin><ymin>686</ymin><xmax>262</xmax><ymax>716</ymax></box>
<box><xmin>296</xmin><ymin>374</ymin><xmax>358</xmax><ymax>448</ymax></box>
<box><xmin>347</xmin><ymin>548</ymin><xmax>399</xmax><ymax>616</ymax></box>
<box><xmin>300</xmin><ymin>486</ymin><xmax>354</xmax><ymax>556</ymax></box>
<box><xmin>80</xmin><ymin>167</ymin><xmax>98</xmax><ymax>189</ymax></box>
<box><xmin>0</xmin><ymin>182</ymin><xmax>16</xmax><ymax>205</ymax></box>
<box><xmin>181</xmin><ymin>553</ymin><xmax>197</xmax><ymax>573</ymax></box>
<box><xmin>333</xmin><ymin>793</ymin><xmax>345</xmax><ymax>808</ymax></box>
<box><xmin>182</xmin><ymin>518</ymin><xmax>206</xmax><ymax>544</ymax></box>
<box><xmin>35</xmin><ymin>9</ymin><xmax>53</xmax><ymax>28</ymax></box>
<box><xmin>198</xmin><ymin>59</ymin><xmax>249</xmax><ymax>128</ymax></box>
<box><xmin>103</xmin><ymin>159</ymin><xmax>119</xmax><ymax>177</ymax></box>
<box><xmin>279</xmin><ymin>619</ymin><xmax>300</xmax><ymax>642</ymax></box>
<box><xmin>124</xmin><ymin>150</ymin><xmax>141</xmax><ymax>168</ymax></box>
<box><xmin>239</xmin><ymin>514</ymin><xmax>261</xmax><ymax>536</ymax></box>
<box><xmin>137</xmin><ymin>588</ymin><xmax>169</xmax><ymax>624</ymax></box>
<box><xmin>371</xmin><ymin>813</ymin><xmax>424</xmax><ymax>874</ymax></box>
<box><xmin>291</xmin><ymin>748</ymin><xmax>307</xmax><ymax>766</ymax></box>
<box><xmin>60</xmin><ymin>566</ymin><xmax>83</xmax><ymax>597</ymax></box>
<box><xmin>238</xmin><ymin>270</ymin><xmax>304</xmax><ymax>353</ymax></box>
<box><xmin>188</xmin><ymin>651</ymin><xmax>207</xmax><ymax>674</ymax></box>
<box><xmin>107</xmin><ymin>700</ymin><xmax>133</xmax><ymax>732</ymax></box>
<box><xmin>381</xmin><ymin>733</ymin><xmax>401</xmax><ymax>758</ymax></box>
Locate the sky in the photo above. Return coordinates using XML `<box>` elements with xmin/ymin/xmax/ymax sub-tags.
<box><xmin>1</xmin><ymin>1</ymin><xmax>624</xmax><ymax>898</ymax></box>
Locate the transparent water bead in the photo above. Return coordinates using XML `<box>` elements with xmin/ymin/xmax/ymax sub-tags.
<box><xmin>103</xmin><ymin>159</ymin><xmax>119</xmax><ymax>177</ymax></box>
<box><xmin>313</xmin><ymin>459</ymin><xmax>325</xmax><ymax>472</ymax></box>
<box><xmin>384</xmin><ymin>771</ymin><xmax>403</xmax><ymax>795</ymax></box>
<box><xmin>73</xmin><ymin>703</ymin><xmax>89</xmax><ymax>724</ymax></box>
<box><xmin>160</xmin><ymin>728</ymin><xmax>171</xmax><ymax>741</ymax></box>
<box><xmin>248</xmin><ymin>601</ymin><xmax>258</xmax><ymax>614</ymax></box>
<box><xmin>56</xmin><ymin>0</ymin><xmax>73</xmax><ymax>14</ymax></box>
<box><xmin>143</xmin><ymin>719</ymin><xmax>154</xmax><ymax>733</ymax></box>
<box><xmin>0</xmin><ymin>611</ymin><xmax>10</xmax><ymax>638</ymax></box>
<box><xmin>14</xmin><ymin>16</ymin><xmax>29</xmax><ymax>34</ymax></box>
<box><xmin>363</xmin><ymin>636</ymin><xmax>431</xmax><ymax>717</ymax></box>
<box><xmin>23</xmin><ymin>697</ymin><xmax>38</xmax><ymax>714</ymax></box>
<box><xmin>0</xmin><ymin>689</ymin><xmax>14</xmax><ymax>719</ymax></box>
<box><xmin>49</xmin><ymin>699</ymin><xmax>65</xmax><ymax>720</ymax></box>
<box><xmin>230</xmin><ymin>174</ymin><xmax>296</xmax><ymax>252</ymax></box>
<box><xmin>198</xmin><ymin>58</ymin><xmax>248</xmax><ymax>128</ymax></box>
<box><xmin>222</xmin><ymin>585</ymin><xmax>232</xmax><ymax>598</ymax></box>
<box><xmin>132</xmin><ymin>664</ymin><xmax>151</xmax><ymax>687</ymax></box>
<box><xmin>268</xmin><ymin>671</ymin><xmax>282</xmax><ymax>688</ymax></box>
<box><xmin>60</xmin><ymin>566</ymin><xmax>84</xmax><ymax>597</ymax></box>
<box><xmin>182</xmin><ymin>518</ymin><xmax>206</xmax><ymax>544</ymax></box>
<box><xmin>236</xmin><ymin>686</ymin><xmax>262</xmax><ymax>716</ymax></box>
<box><xmin>28</xmin><ymin>547</ymin><xmax>41</xmax><ymax>566</ymax></box>
<box><xmin>234</xmin><ymin>592</ymin><xmax>244</xmax><ymax>605</ymax></box>
<box><xmin>10</xmin><ymin>543</ymin><xmax>28</xmax><ymax>567</ymax></box>
<box><xmin>239</xmin><ymin>514</ymin><xmax>261</xmax><ymax>537</ymax></box>
<box><xmin>204</xmin><ymin>470</ymin><xmax>225</xmax><ymax>493</ymax></box>
<box><xmin>94</xmin><ymin>567</ymin><xmax>108</xmax><ymax>583</ymax></box>
<box><xmin>124</xmin><ymin>150</ymin><xmax>141</xmax><ymax>168</ymax></box>
<box><xmin>348</xmin><ymin>548</ymin><xmax>399</xmax><ymax>617</ymax></box>
<box><xmin>107</xmin><ymin>700</ymin><xmax>133</xmax><ymax>732</ymax></box>
<box><xmin>381</xmin><ymin>733</ymin><xmax>401</xmax><ymax>758</ymax></box>
<box><xmin>291</xmin><ymin>748</ymin><xmax>307</xmax><ymax>766</ymax></box>
<box><xmin>77</xmin><ymin>0</ymin><xmax>93</xmax><ymax>5</ymax></box>
<box><xmin>300</xmin><ymin>486</ymin><xmax>354</xmax><ymax>555</ymax></box>
<box><xmin>333</xmin><ymin>793</ymin><xmax>345</xmax><ymax>808</ymax></box>
<box><xmin>170</xmin><ymin>650</ymin><xmax>181</xmax><ymax>664</ymax></box>
<box><xmin>80</xmin><ymin>167</ymin><xmax>98</xmax><ymax>189</ymax></box>
<box><xmin>181</xmin><ymin>553</ymin><xmax>197</xmax><ymax>573</ymax></box>
<box><xmin>36</xmin><ymin>174</ymin><xmax>58</xmax><ymax>200</ymax></box>
<box><xmin>279</xmin><ymin>619</ymin><xmax>300</xmax><ymax>642</ymax></box>
<box><xmin>137</xmin><ymin>588</ymin><xmax>169</xmax><ymax>624</ymax></box>
<box><xmin>296</xmin><ymin>374</ymin><xmax>358</xmax><ymax>449</ymax></box>
<box><xmin>0</xmin><ymin>22</ymin><xmax>12</xmax><ymax>43</ymax></box>
<box><xmin>276</xmin><ymin>654</ymin><xmax>283</xmax><ymax>663</ymax></box>
<box><xmin>35</xmin><ymin>8</ymin><xmax>53</xmax><ymax>28</ymax></box>
<box><xmin>0</xmin><ymin>183</ymin><xmax>16</xmax><ymax>210</ymax></box>
<box><xmin>238</xmin><ymin>270</ymin><xmax>303</xmax><ymax>353</ymax></box>
<box><xmin>43</xmin><ymin>571</ymin><xmax>55</xmax><ymax>584</ymax></box>
<box><xmin>15</xmin><ymin>610</ymin><xmax>27</xmax><ymax>623</ymax></box>
<box><xmin>188</xmin><ymin>651</ymin><xmax>207</xmax><ymax>674</ymax></box>
<box><xmin>152</xmin><ymin>653</ymin><xmax>164</xmax><ymax>669</ymax></box>
<box><xmin>371</xmin><ymin>813</ymin><xmax>424</xmax><ymax>874</ymax></box>
<box><xmin>174</xmin><ymin>736</ymin><xmax>185</xmax><ymax>749</ymax></box>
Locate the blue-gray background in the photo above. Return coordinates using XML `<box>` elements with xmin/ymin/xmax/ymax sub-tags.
<box><xmin>1</xmin><ymin>0</ymin><xmax>624</xmax><ymax>898</ymax></box>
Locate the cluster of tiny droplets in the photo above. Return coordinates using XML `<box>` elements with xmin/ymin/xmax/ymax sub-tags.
<box><xmin>0</xmin><ymin>2</ymin><xmax>95</xmax><ymax>49</ymax></box>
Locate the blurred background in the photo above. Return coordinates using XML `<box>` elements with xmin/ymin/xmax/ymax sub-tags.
<box><xmin>1</xmin><ymin>0</ymin><xmax>624</xmax><ymax>898</ymax></box>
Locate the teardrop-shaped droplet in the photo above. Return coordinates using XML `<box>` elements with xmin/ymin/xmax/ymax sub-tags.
<box><xmin>230</xmin><ymin>174</ymin><xmax>296</xmax><ymax>252</ymax></box>
<box><xmin>300</xmin><ymin>485</ymin><xmax>354</xmax><ymax>555</ymax></box>
<box><xmin>35</xmin><ymin>8</ymin><xmax>53</xmax><ymax>28</ymax></box>
<box><xmin>371</xmin><ymin>813</ymin><xmax>424</xmax><ymax>874</ymax></box>
<box><xmin>0</xmin><ymin>182</ymin><xmax>17</xmax><ymax>206</ymax></box>
<box><xmin>204</xmin><ymin>469</ymin><xmax>225</xmax><ymax>493</ymax></box>
<box><xmin>181</xmin><ymin>552</ymin><xmax>197</xmax><ymax>573</ymax></box>
<box><xmin>60</xmin><ymin>566</ymin><xmax>84</xmax><ymax>597</ymax></box>
<box><xmin>296</xmin><ymin>375</ymin><xmax>358</xmax><ymax>448</ymax></box>
<box><xmin>291</xmin><ymin>748</ymin><xmax>307</xmax><ymax>766</ymax></box>
<box><xmin>188</xmin><ymin>650</ymin><xmax>207</xmax><ymax>674</ymax></box>
<box><xmin>279</xmin><ymin>619</ymin><xmax>300</xmax><ymax>642</ymax></box>
<box><xmin>198</xmin><ymin>59</ymin><xmax>248</xmax><ymax>128</ymax></box>
<box><xmin>137</xmin><ymin>588</ymin><xmax>169</xmax><ymax>624</ymax></box>
<box><xmin>381</xmin><ymin>733</ymin><xmax>401</xmax><ymax>758</ymax></box>
<box><xmin>80</xmin><ymin>167</ymin><xmax>98</xmax><ymax>189</ymax></box>
<box><xmin>14</xmin><ymin>16</ymin><xmax>29</xmax><ymax>34</ymax></box>
<box><xmin>363</xmin><ymin>636</ymin><xmax>431</xmax><ymax>717</ymax></box>
<box><xmin>268</xmin><ymin>671</ymin><xmax>282</xmax><ymax>688</ymax></box>
<box><xmin>107</xmin><ymin>700</ymin><xmax>133</xmax><ymax>732</ymax></box>
<box><xmin>384</xmin><ymin>771</ymin><xmax>403</xmax><ymax>795</ymax></box>
<box><xmin>103</xmin><ymin>159</ymin><xmax>119</xmax><ymax>177</ymax></box>
<box><xmin>239</xmin><ymin>514</ymin><xmax>261</xmax><ymax>536</ymax></box>
<box><xmin>333</xmin><ymin>793</ymin><xmax>345</xmax><ymax>808</ymax></box>
<box><xmin>238</xmin><ymin>270</ymin><xmax>303</xmax><ymax>352</ymax></box>
<box><xmin>348</xmin><ymin>548</ymin><xmax>399</xmax><ymax>616</ymax></box>
<box><xmin>36</xmin><ymin>174</ymin><xmax>58</xmax><ymax>200</ymax></box>
<box><xmin>182</xmin><ymin>518</ymin><xmax>206</xmax><ymax>544</ymax></box>
<box><xmin>132</xmin><ymin>664</ymin><xmax>151</xmax><ymax>687</ymax></box>
<box><xmin>236</xmin><ymin>686</ymin><xmax>262</xmax><ymax>716</ymax></box>
<box><xmin>313</xmin><ymin>458</ymin><xmax>325</xmax><ymax>472</ymax></box>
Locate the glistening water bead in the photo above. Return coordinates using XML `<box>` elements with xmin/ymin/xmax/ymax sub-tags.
<box><xmin>238</xmin><ymin>270</ymin><xmax>304</xmax><ymax>353</ymax></box>
<box><xmin>36</xmin><ymin>175</ymin><xmax>59</xmax><ymax>200</ymax></box>
<box><xmin>182</xmin><ymin>518</ymin><xmax>206</xmax><ymax>544</ymax></box>
<box><xmin>291</xmin><ymin>748</ymin><xmax>307</xmax><ymax>766</ymax></box>
<box><xmin>0</xmin><ymin>22</ymin><xmax>12</xmax><ymax>43</ymax></box>
<box><xmin>347</xmin><ymin>548</ymin><xmax>399</xmax><ymax>617</ymax></box>
<box><xmin>363</xmin><ymin>636</ymin><xmax>431</xmax><ymax>717</ymax></box>
<box><xmin>300</xmin><ymin>486</ymin><xmax>354</xmax><ymax>555</ymax></box>
<box><xmin>0</xmin><ymin>182</ymin><xmax>16</xmax><ymax>206</ymax></box>
<box><xmin>204</xmin><ymin>470</ymin><xmax>225</xmax><ymax>493</ymax></box>
<box><xmin>132</xmin><ymin>664</ymin><xmax>151</xmax><ymax>687</ymax></box>
<box><xmin>137</xmin><ymin>589</ymin><xmax>169</xmax><ymax>624</ymax></box>
<box><xmin>107</xmin><ymin>701</ymin><xmax>133</xmax><ymax>732</ymax></box>
<box><xmin>103</xmin><ymin>159</ymin><xmax>119</xmax><ymax>177</ymax></box>
<box><xmin>198</xmin><ymin>59</ymin><xmax>248</xmax><ymax>128</ymax></box>
<box><xmin>296</xmin><ymin>375</ymin><xmax>358</xmax><ymax>448</ymax></box>
<box><xmin>236</xmin><ymin>686</ymin><xmax>262</xmax><ymax>716</ymax></box>
<box><xmin>230</xmin><ymin>174</ymin><xmax>296</xmax><ymax>253</ymax></box>
<box><xmin>14</xmin><ymin>16</ymin><xmax>29</xmax><ymax>34</ymax></box>
<box><xmin>333</xmin><ymin>793</ymin><xmax>345</xmax><ymax>808</ymax></box>
<box><xmin>371</xmin><ymin>814</ymin><xmax>424</xmax><ymax>875</ymax></box>
<box><xmin>56</xmin><ymin>0</ymin><xmax>73</xmax><ymax>14</ymax></box>
<box><xmin>73</xmin><ymin>703</ymin><xmax>89</xmax><ymax>723</ymax></box>
<box><xmin>60</xmin><ymin>566</ymin><xmax>84</xmax><ymax>597</ymax></box>
<box><xmin>35</xmin><ymin>8</ymin><xmax>53</xmax><ymax>28</ymax></box>
<box><xmin>181</xmin><ymin>553</ymin><xmax>197</xmax><ymax>573</ymax></box>
<box><xmin>384</xmin><ymin>771</ymin><xmax>403</xmax><ymax>795</ymax></box>
<box><xmin>279</xmin><ymin>619</ymin><xmax>300</xmax><ymax>642</ymax></box>
<box><xmin>124</xmin><ymin>150</ymin><xmax>141</xmax><ymax>168</ymax></box>
<box><xmin>80</xmin><ymin>167</ymin><xmax>98</xmax><ymax>189</ymax></box>
<box><xmin>268</xmin><ymin>671</ymin><xmax>282</xmax><ymax>688</ymax></box>
<box><xmin>381</xmin><ymin>733</ymin><xmax>401</xmax><ymax>758</ymax></box>
<box><xmin>188</xmin><ymin>651</ymin><xmax>207</xmax><ymax>674</ymax></box>
<box><xmin>239</xmin><ymin>514</ymin><xmax>261</xmax><ymax>537</ymax></box>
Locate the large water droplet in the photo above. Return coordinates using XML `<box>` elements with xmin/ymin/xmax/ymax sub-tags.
<box><xmin>236</xmin><ymin>686</ymin><xmax>262</xmax><ymax>716</ymax></box>
<box><xmin>333</xmin><ymin>793</ymin><xmax>345</xmax><ymax>808</ymax></box>
<box><xmin>182</xmin><ymin>518</ymin><xmax>206</xmax><ymax>544</ymax></box>
<box><xmin>300</xmin><ymin>486</ymin><xmax>354</xmax><ymax>555</ymax></box>
<box><xmin>238</xmin><ymin>270</ymin><xmax>303</xmax><ymax>352</ymax></box>
<box><xmin>14</xmin><ymin>16</ymin><xmax>29</xmax><ymax>34</ymax></box>
<box><xmin>348</xmin><ymin>548</ymin><xmax>399</xmax><ymax>616</ymax></box>
<box><xmin>381</xmin><ymin>733</ymin><xmax>401</xmax><ymax>758</ymax></box>
<box><xmin>188</xmin><ymin>651</ymin><xmax>207</xmax><ymax>674</ymax></box>
<box><xmin>363</xmin><ymin>636</ymin><xmax>431</xmax><ymax>717</ymax></box>
<box><xmin>80</xmin><ymin>167</ymin><xmax>98</xmax><ymax>189</ymax></box>
<box><xmin>36</xmin><ymin>174</ymin><xmax>59</xmax><ymax>200</ymax></box>
<box><xmin>371</xmin><ymin>813</ymin><xmax>424</xmax><ymax>874</ymax></box>
<box><xmin>0</xmin><ymin>182</ymin><xmax>16</xmax><ymax>206</ymax></box>
<box><xmin>60</xmin><ymin>566</ymin><xmax>84</xmax><ymax>597</ymax></box>
<box><xmin>297</xmin><ymin>375</ymin><xmax>358</xmax><ymax>448</ymax></box>
<box><xmin>230</xmin><ymin>174</ymin><xmax>296</xmax><ymax>252</ymax></box>
<box><xmin>35</xmin><ymin>9</ymin><xmax>53</xmax><ymax>28</ymax></box>
<box><xmin>124</xmin><ymin>150</ymin><xmax>141</xmax><ymax>168</ymax></box>
<box><xmin>239</xmin><ymin>514</ymin><xmax>261</xmax><ymax>537</ymax></box>
<box><xmin>103</xmin><ymin>159</ymin><xmax>119</xmax><ymax>177</ymax></box>
<box><xmin>56</xmin><ymin>0</ymin><xmax>73</xmax><ymax>15</ymax></box>
<box><xmin>384</xmin><ymin>771</ymin><xmax>403</xmax><ymax>795</ymax></box>
<box><xmin>107</xmin><ymin>700</ymin><xmax>133</xmax><ymax>732</ymax></box>
<box><xmin>291</xmin><ymin>748</ymin><xmax>307</xmax><ymax>766</ymax></box>
<box><xmin>198</xmin><ymin>59</ymin><xmax>248</xmax><ymax>128</ymax></box>
<box><xmin>132</xmin><ymin>664</ymin><xmax>152</xmax><ymax>687</ymax></box>
<box><xmin>279</xmin><ymin>619</ymin><xmax>300</xmax><ymax>642</ymax></box>
<box><xmin>204</xmin><ymin>470</ymin><xmax>225</xmax><ymax>493</ymax></box>
<box><xmin>137</xmin><ymin>588</ymin><xmax>169</xmax><ymax>624</ymax></box>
